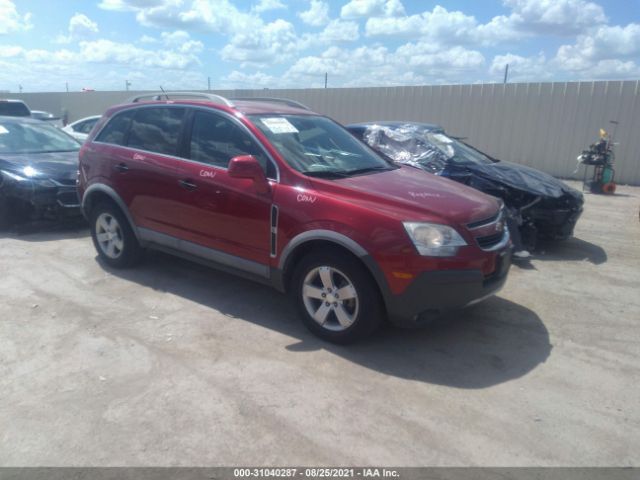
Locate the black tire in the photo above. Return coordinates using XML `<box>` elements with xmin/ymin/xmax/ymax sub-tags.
<box><xmin>291</xmin><ymin>249</ymin><xmax>384</xmax><ymax>344</ymax></box>
<box><xmin>89</xmin><ymin>202</ymin><xmax>142</xmax><ymax>268</ymax></box>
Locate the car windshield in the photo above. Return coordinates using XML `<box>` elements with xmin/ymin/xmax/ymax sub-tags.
<box><xmin>0</xmin><ymin>121</ymin><xmax>80</xmax><ymax>154</ymax></box>
<box><xmin>249</xmin><ymin>114</ymin><xmax>394</xmax><ymax>177</ymax></box>
<box><xmin>424</xmin><ymin>132</ymin><xmax>494</xmax><ymax>165</ymax></box>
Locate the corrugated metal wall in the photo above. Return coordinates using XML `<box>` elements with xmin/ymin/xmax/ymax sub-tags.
<box><xmin>12</xmin><ymin>80</ymin><xmax>640</xmax><ymax>185</ymax></box>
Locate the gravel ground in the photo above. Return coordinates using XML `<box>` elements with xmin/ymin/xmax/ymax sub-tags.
<box><xmin>0</xmin><ymin>181</ymin><xmax>638</xmax><ymax>466</ymax></box>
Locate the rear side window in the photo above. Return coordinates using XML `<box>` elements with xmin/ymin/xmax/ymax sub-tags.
<box><xmin>96</xmin><ymin>111</ymin><xmax>134</xmax><ymax>145</ymax></box>
<box><xmin>189</xmin><ymin>111</ymin><xmax>276</xmax><ymax>178</ymax></box>
<box><xmin>128</xmin><ymin>107</ymin><xmax>185</xmax><ymax>156</ymax></box>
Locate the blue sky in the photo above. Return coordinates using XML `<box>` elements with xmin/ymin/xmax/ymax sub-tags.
<box><xmin>1</xmin><ymin>0</ymin><xmax>639</xmax><ymax>92</ymax></box>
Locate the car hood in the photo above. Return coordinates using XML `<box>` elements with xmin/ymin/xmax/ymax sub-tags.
<box><xmin>0</xmin><ymin>151</ymin><xmax>79</xmax><ymax>181</ymax></box>
<box><xmin>463</xmin><ymin>160</ymin><xmax>582</xmax><ymax>200</ymax></box>
<box><xmin>311</xmin><ymin>165</ymin><xmax>500</xmax><ymax>225</ymax></box>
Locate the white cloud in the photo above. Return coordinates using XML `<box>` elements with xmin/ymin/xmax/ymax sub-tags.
<box><xmin>161</xmin><ymin>30</ymin><xmax>204</xmax><ymax>53</ymax></box>
<box><xmin>503</xmin><ymin>0</ymin><xmax>607</xmax><ymax>35</ymax></box>
<box><xmin>251</xmin><ymin>0</ymin><xmax>285</xmax><ymax>14</ymax></box>
<box><xmin>553</xmin><ymin>23</ymin><xmax>640</xmax><ymax>78</ymax></box>
<box><xmin>0</xmin><ymin>0</ymin><xmax>32</xmax><ymax>34</ymax></box>
<box><xmin>284</xmin><ymin>42</ymin><xmax>485</xmax><ymax>88</ymax></box>
<box><xmin>222</xmin><ymin>70</ymin><xmax>276</xmax><ymax>88</ymax></box>
<box><xmin>316</xmin><ymin>19</ymin><xmax>359</xmax><ymax>44</ymax></box>
<box><xmin>139</xmin><ymin>34</ymin><xmax>157</xmax><ymax>43</ymax></box>
<box><xmin>365</xmin><ymin>0</ymin><xmax>609</xmax><ymax>46</ymax></box>
<box><xmin>98</xmin><ymin>0</ymin><xmax>169</xmax><ymax>12</ymax></box>
<box><xmin>220</xmin><ymin>19</ymin><xmax>301</xmax><ymax>66</ymax></box>
<box><xmin>340</xmin><ymin>0</ymin><xmax>405</xmax><ymax>19</ymax></box>
<box><xmin>489</xmin><ymin>53</ymin><xmax>552</xmax><ymax>81</ymax></box>
<box><xmin>56</xmin><ymin>13</ymin><xmax>99</xmax><ymax>44</ymax></box>
<box><xmin>365</xmin><ymin>6</ymin><xmax>477</xmax><ymax>40</ymax></box>
<box><xmin>298</xmin><ymin>0</ymin><xmax>330</xmax><ymax>27</ymax></box>
<box><xmin>556</xmin><ymin>23</ymin><xmax>640</xmax><ymax>70</ymax></box>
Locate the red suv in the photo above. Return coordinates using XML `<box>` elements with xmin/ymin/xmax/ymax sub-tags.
<box><xmin>78</xmin><ymin>93</ymin><xmax>512</xmax><ymax>343</ymax></box>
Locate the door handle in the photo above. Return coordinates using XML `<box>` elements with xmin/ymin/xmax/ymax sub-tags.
<box><xmin>114</xmin><ymin>163</ymin><xmax>129</xmax><ymax>172</ymax></box>
<box><xmin>178</xmin><ymin>179</ymin><xmax>198</xmax><ymax>191</ymax></box>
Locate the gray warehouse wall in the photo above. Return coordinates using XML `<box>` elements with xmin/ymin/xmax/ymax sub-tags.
<box><xmin>12</xmin><ymin>80</ymin><xmax>640</xmax><ymax>185</ymax></box>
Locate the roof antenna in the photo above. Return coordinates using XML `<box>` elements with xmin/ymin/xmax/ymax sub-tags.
<box><xmin>159</xmin><ymin>86</ymin><xmax>169</xmax><ymax>100</ymax></box>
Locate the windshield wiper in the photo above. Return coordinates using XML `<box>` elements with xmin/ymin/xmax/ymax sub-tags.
<box><xmin>344</xmin><ymin>166</ymin><xmax>393</xmax><ymax>176</ymax></box>
<box><xmin>302</xmin><ymin>170</ymin><xmax>350</xmax><ymax>178</ymax></box>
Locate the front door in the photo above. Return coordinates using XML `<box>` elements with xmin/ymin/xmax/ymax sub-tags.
<box><xmin>174</xmin><ymin>109</ymin><xmax>275</xmax><ymax>268</ymax></box>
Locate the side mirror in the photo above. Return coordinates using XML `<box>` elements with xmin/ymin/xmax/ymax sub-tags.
<box><xmin>228</xmin><ymin>155</ymin><xmax>270</xmax><ymax>194</ymax></box>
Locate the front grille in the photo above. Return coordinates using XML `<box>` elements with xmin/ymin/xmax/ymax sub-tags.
<box><xmin>476</xmin><ymin>232</ymin><xmax>504</xmax><ymax>249</ymax></box>
<box><xmin>52</xmin><ymin>178</ymin><xmax>77</xmax><ymax>187</ymax></box>
<box><xmin>57</xmin><ymin>190</ymin><xmax>80</xmax><ymax>207</ymax></box>
<box><xmin>467</xmin><ymin>211</ymin><xmax>500</xmax><ymax>229</ymax></box>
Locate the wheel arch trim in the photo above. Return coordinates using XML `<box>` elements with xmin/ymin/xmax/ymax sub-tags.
<box><xmin>82</xmin><ymin>183</ymin><xmax>140</xmax><ymax>241</ymax></box>
<box><xmin>278</xmin><ymin>230</ymin><xmax>368</xmax><ymax>271</ymax></box>
<box><xmin>277</xmin><ymin>230</ymin><xmax>393</xmax><ymax>305</ymax></box>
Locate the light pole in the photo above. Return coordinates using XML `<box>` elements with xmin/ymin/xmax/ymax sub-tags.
<box><xmin>125</xmin><ymin>80</ymin><xmax>132</xmax><ymax>91</ymax></box>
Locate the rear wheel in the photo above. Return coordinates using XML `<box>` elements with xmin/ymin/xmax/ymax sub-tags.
<box><xmin>90</xmin><ymin>202</ymin><xmax>142</xmax><ymax>268</ymax></box>
<box><xmin>291</xmin><ymin>250</ymin><xmax>384</xmax><ymax>343</ymax></box>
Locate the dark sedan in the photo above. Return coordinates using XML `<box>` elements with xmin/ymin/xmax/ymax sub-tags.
<box><xmin>0</xmin><ymin>116</ymin><xmax>81</xmax><ymax>229</ymax></box>
<box><xmin>348</xmin><ymin>122</ymin><xmax>584</xmax><ymax>250</ymax></box>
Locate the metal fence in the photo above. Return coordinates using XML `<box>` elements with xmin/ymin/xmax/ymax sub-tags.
<box><xmin>11</xmin><ymin>80</ymin><xmax>640</xmax><ymax>185</ymax></box>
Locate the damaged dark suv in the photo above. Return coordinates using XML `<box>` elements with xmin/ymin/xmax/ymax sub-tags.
<box><xmin>0</xmin><ymin>116</ymin><xmax>81</xmax><ymax>229</ymax></box>
<box><xmin>348</xmin><ymin>122</ymin><xmax>584</xmax><ymax>248</ymax></box>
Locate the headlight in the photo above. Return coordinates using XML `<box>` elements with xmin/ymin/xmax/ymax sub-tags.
<box><xmin>403</xmin><ymin>222</ymin><xmax>467</xmax><ymax>257</ymax></box>
<box><xmin>1</xmin><ymin>167</ymin><xmax>55</xmax><ymax>187</ymax></box>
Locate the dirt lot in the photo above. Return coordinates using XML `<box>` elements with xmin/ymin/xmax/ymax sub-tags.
<box><xmin>0</xmin><ymin>182</ymin><xmax>638</xmax><ymax>467</ymax></box>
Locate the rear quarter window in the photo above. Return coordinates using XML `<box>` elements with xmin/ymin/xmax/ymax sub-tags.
<box><xmin>95</xmin><ymin>111</ymin><xmax>135</xmax><ymax>145</ymax></box>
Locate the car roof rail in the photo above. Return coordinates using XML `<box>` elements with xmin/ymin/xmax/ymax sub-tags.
<box><xmin>231</xmin><ymin>97</ymin><xmax>311</xmax><ymax>111</ymax></box>
<box><xmin>126</xmin><ymin>92</ymin><xmax>235</xmax><ymax>107</ymax></box>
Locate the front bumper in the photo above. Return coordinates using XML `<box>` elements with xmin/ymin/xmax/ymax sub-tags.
<box><xmin>385</xmin><ymin>247</ymin><xmax>512</xmax><ymax>327</ymax></box>
<box><xmin>529</xmin><ymin>206</ymin><xmax>583</xmax><ymax>239</ymax></box>
<box><xmin>2</xmin><ymin>179</ymin><xmax>81</xmax><ymax>218</ymax></box>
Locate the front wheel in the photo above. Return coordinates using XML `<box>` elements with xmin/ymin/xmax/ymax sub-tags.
<box><xmin>90</xmin><ymin>202</ymin><xmax>142</xmax><ymax>268</ymax></box>
<box><xmin>291</xmin><ymin>250</ymin><xmax>384</xmax><ymax>343</ymax></box>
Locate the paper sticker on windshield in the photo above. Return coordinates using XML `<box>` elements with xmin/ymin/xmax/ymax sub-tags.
<box><xmin>261</xmin><ymin>117</ymin><xmax>298</xmax><ymax>134</ymax></box>
<box><xmin>0</xmin><ymin>125</ymin><xmax>8</xmax><ymax>135</ymax></box>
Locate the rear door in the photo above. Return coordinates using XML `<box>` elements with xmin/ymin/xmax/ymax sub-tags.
<box><xmin>121</xmin><ymin>106</ymin><xmax>187</xmax><ymax>238</ymax></box>
<box><xmin>173</xmin><ymin>109</ymin><xmax>275</xmax><ymax>267</ymax></box>
<box><xmin>89</xmin><ymin>106</ymin><xmax>187</xmax><ymax>239</ymax></box>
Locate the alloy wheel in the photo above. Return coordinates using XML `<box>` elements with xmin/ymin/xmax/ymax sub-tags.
<box><xmin>95</xmin><ymin>212</ymin><xmax>124</xmax><ymax>259</ymax></box>
<box><xmin>302</xmin><ymin>266</ymin><xmax>359</xmax><ymax>331</ymax></box>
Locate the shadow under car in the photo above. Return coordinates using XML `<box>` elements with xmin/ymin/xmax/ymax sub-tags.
<box><xmin>101</xmin><ymin>250</ymin><xmax>552</xmax><ymax>389</ymax></box>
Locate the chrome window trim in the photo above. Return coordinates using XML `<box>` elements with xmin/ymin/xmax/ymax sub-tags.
<box><xmin>91</xmin><ymin>103</ymin><xmax>280</xmax><ymax>183</ymax></box>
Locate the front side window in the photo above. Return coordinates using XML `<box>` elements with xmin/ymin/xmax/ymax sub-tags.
<box><xmin>249</xmin><ymin>114</ymin><xmax>393</xmax><ymax>178</ymax></box>
<box><xmin>0</xmin><ymin>121</ymin><xmax>80</xmax><ymax>154</ymax></box>
<box><xmin>128</xmin><ymin>107</ymin><xmax>185</xmax><ymax>156</ymax></box>
<box><xmin>189</xmin><ymin>111</ymin><xmax>275</xmax><ymax>178</ymax></box>
<box><xmin>95</xmin><ymin>111</ymin><xmax>135</xmax><ymax>146</ymax></box>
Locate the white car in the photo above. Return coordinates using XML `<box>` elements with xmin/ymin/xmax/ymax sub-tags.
<box><xmin>62</xmin><ymin>115</ymin><xmax>101</xmax><ymax>142</ymax></box>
